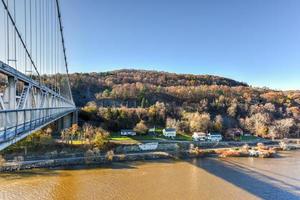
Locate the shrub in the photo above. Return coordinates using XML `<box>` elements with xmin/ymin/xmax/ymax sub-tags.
<box><xmin>106</xmin><ymin>150</ymin><xmax>114</xmax><ymax>161</ymax></box>
<box><xmin>93</xmin><ymin>132</ymin><xmax>107</xmax><ymax>148</ymax></box>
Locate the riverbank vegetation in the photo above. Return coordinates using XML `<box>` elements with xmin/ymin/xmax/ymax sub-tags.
<box><xmin>1</xmin><ymin>124</ymin><xmax>111</xmax><ymax>159</ymax></box>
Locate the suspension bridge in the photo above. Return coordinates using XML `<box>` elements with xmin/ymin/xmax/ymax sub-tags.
<box><xmin>0</xmin><ymin>0</ymin><xmax>76</xmax><ymax>150</ymax></box>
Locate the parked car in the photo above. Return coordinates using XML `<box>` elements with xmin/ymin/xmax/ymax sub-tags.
<box><xmin>207</xmin><ymin>133</ymin><xmax>223</xmax><ymax>142</ymax></box>
<box><xmin>192</xmin><ymin>132</ymin><xmax>207</xmax><ymax>141</ymax></box>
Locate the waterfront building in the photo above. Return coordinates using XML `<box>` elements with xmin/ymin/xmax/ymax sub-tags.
<box><xmin>163</xmin><ymin>128</ymin><xmax>176</xmax><ymax>138</ymax></box>
<box><xmin>192</xmin><ymin>132</ymin><xmax>207</xmax><ymax>141</ymax></box>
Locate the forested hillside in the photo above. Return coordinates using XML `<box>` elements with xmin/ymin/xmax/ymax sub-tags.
<box><xmin>69</xmin><ymin>69</ymin><xmax>300</xmax><ymax>138</ymax></box>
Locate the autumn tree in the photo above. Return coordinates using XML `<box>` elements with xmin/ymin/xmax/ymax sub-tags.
<box><xmin>134</xmin><ymin>120</ymin><xmax>148</xmax><ymax>134</ymax></box>
<box><xmin>70</xmin><ymin>124</ymin><xmax>80</xmax><ymax>144</ymax></box>
<box><xmin>83</xmin><ymin>123</ymin><xmax>95</xmax><ymax>144</ymax></box>
<box><xmin>93</xmin><ymin>128</ymin><xmax>109</xmax><ymax>148</ymax></box>
<box><xmin>184</xmin><ymin>112</ymin><xmax>211</xmax><ymax>133</ymax></box>
<box><xmin>166</xmin><ymin>117</ymin><xmax>179</xmax><ymax>129</ymax></box>
<box><xmin>269</xmin><ymin>118</ymin><xmax>295</xmax><ymax>139</ymax></box>
<box><xmin>245</xmin><ymin>113</ymin><xmax>271</xmax><ymax>137</ymax></box>
<box><xmin>227</xmin><ymin>99</ymin><xmax>238</xmax><ymax>118</ymax></box>
<box><xmin>213</xmin><ymin>115</ymin><xmax>224</xmax><ymax>132</ymax></box>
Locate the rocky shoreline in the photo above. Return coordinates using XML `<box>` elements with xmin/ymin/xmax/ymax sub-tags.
<box><xmin>0</xmin><ymin>151</ymin><xmax>180</xmax><ymax>172</ymax></box>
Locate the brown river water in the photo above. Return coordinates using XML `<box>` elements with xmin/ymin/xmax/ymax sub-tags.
<box><xmin>0</xmin><ymin>151</ymin><xmax>300</xmax><ymax>200</ymax></box>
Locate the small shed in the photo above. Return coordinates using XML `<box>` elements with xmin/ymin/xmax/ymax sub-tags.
<box><xmin>225</xmin><ymin>128</ymin><xmax>243</xmax><ymax>140</ymax></box>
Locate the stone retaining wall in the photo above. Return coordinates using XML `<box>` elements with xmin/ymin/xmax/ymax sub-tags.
<box><xmin>0</xmin><ymin>152</ymin><xmax>176</xmax><ymax>172</ymax></box>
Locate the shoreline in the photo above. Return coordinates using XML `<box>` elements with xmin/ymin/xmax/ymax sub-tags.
<box><xmin>1</xmin><ymin>140</ymin><xmax>299</xmax><ymax>172</ymax></box>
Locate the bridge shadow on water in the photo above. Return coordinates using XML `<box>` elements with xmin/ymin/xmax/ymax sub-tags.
<box><xmin>187</xmin><ymin>157</ymin><xmax>300</xmax><ymax>200</ymax></box>
<box><xmin>56</xmin><ymin>159</ymin><xmax>176</xmax><ymax>171</ymax></box>
<box><xmin>0</xmin><ymin>159</ymin><xmax>176</xmax><ymax>180</ymax></box>
<box><xmin>221</xmin><ymin>158</ymin><xmax>300</xmax><ymax>186</ymax></box>
<box><xmin>0</xmin><ymin>164</ymin><xmax>135</xmax><ymax>181</ymax></box>
<box><xmin>0</xmin><ymin>168</ymin><xmax>65</xmax><ymax>180</ymax></box>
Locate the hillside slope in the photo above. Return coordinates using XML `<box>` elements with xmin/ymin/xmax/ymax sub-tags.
<box><xmin>69</xmin><ymin>69</ymin><xmax>300</xmax><ymax>138</ymax></box>
<box><xmin>70</xmin><ymin>69</ymin><xmax>248</xmax><ymax>106</ymax></box>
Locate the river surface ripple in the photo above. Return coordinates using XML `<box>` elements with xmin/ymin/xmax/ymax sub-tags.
<box><xmin>0</xmin><ymin>151</ymin><xmax>300</xmax><ymax>200</ymax></box>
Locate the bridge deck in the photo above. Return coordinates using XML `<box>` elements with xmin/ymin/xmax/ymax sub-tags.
<box><xmin>0</xmin><ymin>107</ymin><xmax>76</xmax><ymax>151</ymax></box>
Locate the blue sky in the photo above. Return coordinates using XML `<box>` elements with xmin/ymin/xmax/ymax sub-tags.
<box><xmin>60</xmin><ymin>0</ymin><xmax>300</xmax><ymax>90</ymax></box>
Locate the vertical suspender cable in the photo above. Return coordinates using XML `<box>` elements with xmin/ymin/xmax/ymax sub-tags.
<box><xmin>24</xmin><ymin>0</ymin><xmax>27</xmax><ymax>74</ymax></box>
<box><xmin>6</xmin><ymin>0</ymin><xmax>9</xmax><ymax>65</ymax></box>
<box><xmin>51</xmin><ymin>0</ymin><xmax>55</xmax><ymax>91</ymax></box>
<box><xmin>45</xmin><ymin>0</ymin><xmax>47</xmax><ymax>84</ymax></box>
<box><xmin>53</xmin><ymin>0</ymin><xmax>55</xmax><ymax>92</ymax></box>
<box><xmin>50</xmin><ymin>0</ymin><xmax>53</xmax><ymax>90</ymax></box>
<box><xmin>57</xmin><ymin>10</ymin><xmax>60</xmax><ymax>96</ymax></box>
<box><xmin>49</xmin><ymin>0</ymin><xmax>51</xmax><ymax>89</ymax></box>
<box><xmin>54</xmin><ymin>0</ymin><xmax>57</xmax><ymax>93</ymax></box>
<box><xmin>42</xmin><ymin>0</ymin><xmax>45</xmax><ymax>84</ymax></box>
<box><xmin>35</xmin><ymin>0</ymin><xmax>37</xmax><ymax>76</ymax></box>
<box><xmin>45</xmin><ymin>0</ymin><xmax>48</xmax><ymax>83</ymax></box>
<box><xmin>13</xmin><ymin>0</ymin><xmax>16</xmax><ymax>69</ymax></box>
<box><xmin>30</xmin><ymin>0</ymin><xmax>32</xmax><ymax>76</ymax></box>
<box><xmin>3</xmin><ymin>0</ymin><xmax>7</xmax><ymax>63</ymax></box>
<box><xmin>53</xmin><ymin>0</ymin><xmax>55</xmax><ymax>91</ymax></box>
<box><xmin>49</xmin><ymin>0</ymin><xmax>51</xmax><ymax>87</ymax></box>
<box><xmin>39</xmin><ymin>0</ymin><xmax>42</xmax><ymax>84</ymax></box>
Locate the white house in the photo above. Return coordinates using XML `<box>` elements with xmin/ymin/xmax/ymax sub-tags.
<box><xmin>192</xmin><ymin>132</ymin><xmax>207</xmax><ymax>141</ymax></box>
<box><xmin>163</xmin><ymin>128</ymin><xmax>176</xmax><ymax>138</ymax></box>
<box><xmin>120</xmin><ymin>129</ymin><xmax>136</xmax><ymax>136</ymax></box>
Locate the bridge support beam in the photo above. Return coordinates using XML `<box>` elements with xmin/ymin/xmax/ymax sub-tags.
<box><xmin>4</xmin><ymin>76</ymin><xmax>16</xmax><ymax>110</ymax></box>
<box><xmin>72</xmin><ymin>110</ymin><xmax>78</xmax><ymax>125</ymax></box>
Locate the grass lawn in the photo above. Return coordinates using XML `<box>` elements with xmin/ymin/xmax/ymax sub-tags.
<box><xmin>66</xmin><ymin>140</ymin><xmax>89</xmax><ymax>145</ymax></box>
<box><xmin>110</xmin><ymin>136</ymin><xmax>134</xmax><ymax>141</ymax></box>
<box><xmin>176</xmin><ymin>133</ymin><xmax>192</xmax><ymax>141</ymax></box>
<box><xmin>109</xmin><ymin>132</ymin><xmax>192</xmax><ymax>142</ymax></box>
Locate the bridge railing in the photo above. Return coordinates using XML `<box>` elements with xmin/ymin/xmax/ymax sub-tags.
<box><xmin>0</xmin><ymin>107</ymin><xmax>75</xmax><ymax>143</ymax></box>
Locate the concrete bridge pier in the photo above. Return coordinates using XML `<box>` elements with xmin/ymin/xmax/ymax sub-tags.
<box><xmin>55</xmin><ymin>110</ymin><xmax>78</xmax><ymax>132</ymax></box>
